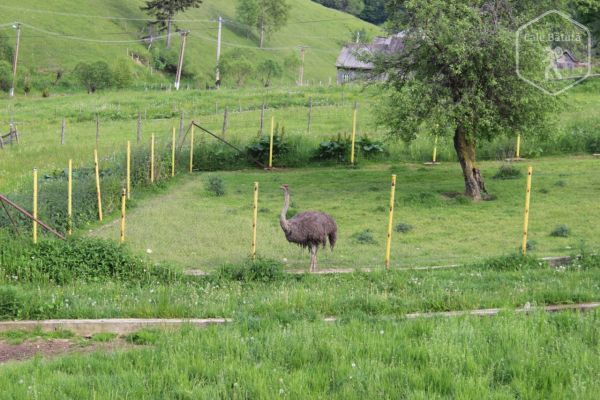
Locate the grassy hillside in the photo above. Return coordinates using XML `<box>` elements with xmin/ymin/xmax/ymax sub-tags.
<box><xmin>0</xmin><ymin>0</ymin><xmax>380</xmax><ymax>87</ymax></box>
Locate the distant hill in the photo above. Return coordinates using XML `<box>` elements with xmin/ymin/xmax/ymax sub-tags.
<box><xmin>0</xmin><ymin>0</ymin><xmax>380</xmax><ymax>89</ymax></box>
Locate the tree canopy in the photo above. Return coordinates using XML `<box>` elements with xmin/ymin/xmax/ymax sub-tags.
<box><xmin>141</xmin><ymin>0</ymin><xmax>203</xmax><ymax>48</ymax></box>
<box><xmin>377</xmin><ymin>0</ymin><xmax>570</xmax><ymax>200</ymax></box>
<box><xmin>237</xmin><ymin>0</ymin><xmax>291</xmax><ymax>47</ymax></box>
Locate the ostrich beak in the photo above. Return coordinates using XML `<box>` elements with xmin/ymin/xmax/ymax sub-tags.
<box><xmin>280</xmin><ymin>184</ymin><xmax>289</xmax><ymax>190</ymax></box>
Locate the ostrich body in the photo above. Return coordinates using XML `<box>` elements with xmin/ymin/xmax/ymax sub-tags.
<box><xmin>279</xmin><ymin>184</ymin><xmax>337</xmax><ymax>272</ymax></box>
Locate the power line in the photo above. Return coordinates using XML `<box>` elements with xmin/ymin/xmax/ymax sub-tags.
<box><xmin>17</xmin><ymin>23</ymin><xmax>170</xmax><ymax>44</ymax></box>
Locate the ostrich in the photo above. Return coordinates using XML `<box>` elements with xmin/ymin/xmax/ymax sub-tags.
<box><xmin>279</xmin><ymin>184</ymin><xmax>337</xmax><ymax>272</ymax></box>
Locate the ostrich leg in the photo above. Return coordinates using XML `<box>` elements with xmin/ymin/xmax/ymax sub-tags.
<box><xmin>310</xmin><ymin>244</ymin><xmax>317</xmax><ymax>272</ymax></box>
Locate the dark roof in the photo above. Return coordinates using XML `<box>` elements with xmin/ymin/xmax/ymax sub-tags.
<box><xmin>336</xmin><ymin>33</ymin><xmax>404</xmax><ymax>70</ymax></box>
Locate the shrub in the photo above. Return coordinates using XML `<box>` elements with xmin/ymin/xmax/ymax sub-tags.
<box><xmin>215</xmin><ymin>258</ymin><xmax>284</xmax><ymax>282</ymax></box>
<box><xmin>0</xmin><ymin>286</ymin><xmax>19</xmax><ymax>319</ymax></box>
<box><xmin>256</xmin><ymin>59</ymin><xmax>283</xmax><ymax>87</ymax></box>
<box><xmin>112</xmin><ymin>59</ymin><xmax>133</xmax><ymax>88</ymax></box>
<box><xmin>472</xmin><ymin>253</ymin><xmax>547</xmax><ymax>271</ymax></box>
<box><xmin>315</xmin><ymin>134</ymin><xmax>385</xmax><ymax>162</ymax></box>
<box><xmin>550</xmin><ymin>225</ymin><xmax>570</xmax><ymax>237</ymax></box>
<box><xmin>395</xmin><ymin>223</ymin><xmax>414</xmax><ymax>233</ymax></box>
<box><xmin>493</xmin><ymin>164</ymin><xmax>522</xmax><ymax>180</ymax></box>
<box><xmin>0</xmin><ymin>60</ymin><xmax>11</xmax><ymax>92</ymax></box>
<box><xmin>74</xmin><ymin>61</ymin><xmax>113</xmax><ymax>93</ymax></box>
<box><xmin>206</xmin><ymin>176</ymin><xmax>225</xmax><ymax>196</ymax></box>
<box><xmin>351</xmin><ymin>229</ymin><xmax>377</xmax><ymax>244</ymax></box>
<box><xmin>246</xmin><ymin>134</ymin><xmax>289</xmax><ymax>163</ymax></box>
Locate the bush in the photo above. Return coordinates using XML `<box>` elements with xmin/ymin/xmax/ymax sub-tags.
<box><xmin>493</xmin><ymin>164</ymin><xmax>522</xmax><ymax>180</ymax></box>
<box><xmin>472</xmin><ymin>253</ymin><xmax>547</xmax><ymax>271</ymax></box>
<box><xmin>351</xmin><ymin>229</ymin><xmax>377</xmax><ymax>244</ymax></box>
<box><xmin>550</xmin><ymin>225</ymin><xmax>570</xmax><ymax>237</ymax></box>
<box><xmin>246</xmin><ymin>134</ymin><xmax>289</xmax><ymax>163</ymax></box>
<box><xmin>74</xmin><ymin>61</ymin><xmax>113</xmax><ymax>93</ymax></box>
<box><xmin>205</xmin><ymin>176</ymin><xmax>225</xmax><ymax>196</ymax></box>
<box><xmin>0</xmin><ymin>286</ymin><xmax>19</xmax><ymax>319</ymax></box>
<box><xmin>215</xmin><ymin>258</ymin><xmax>284</xmax><ymax>282</ymax></box>
<box><xmin>395</xmin><ymin>223</ymin><xmax>414</xmax><ymax>233</ymax></box>
<box><xmin>315</xmin><ymin>134</ymin><xmax>384</xmax><ymax>162</ymax></box>
<box><xmin>0</xmin><ymin>60</ymin><xmax>11</xmax><ymax>92</ymax></box>
<box><xmin>112</xmin><ymin>59</ymin><xmax>133</xmax><ymax>88</ymax></box>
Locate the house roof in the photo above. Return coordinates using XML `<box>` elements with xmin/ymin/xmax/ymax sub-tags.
<box><xmin>336</xmin><ymin>33</ymin><xmax>405</xmax><ymax>70</ymax></box>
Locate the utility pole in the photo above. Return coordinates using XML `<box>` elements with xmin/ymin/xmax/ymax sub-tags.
<box><xmin>215</xmin><ymin>16</ymin><xmax>222</xmax><ymax>88</ymax></box>
<box><xmin>299</xmin><ymin>47</ymin><xmax>305</xmax><ymax>87</ymax></box>
<box><xmin>174</xmin><ymin>30</ymin><xmax>189</xmax><ymax>91</ymax></box>
<box><xmin>356</xmin><ymin>31</ymin><xmax>360</xmax><ymax>43</ymax></box>
<box><xmin>10</xmin><ymin>23</ymin><xmax>21</xmax><ymax>98</ymax></box>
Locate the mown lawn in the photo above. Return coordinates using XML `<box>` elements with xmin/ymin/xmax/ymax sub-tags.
<box><xmin>91</xmin><ymin>156</ymin><xmax>600</xmax><ymax>271</ymax></box>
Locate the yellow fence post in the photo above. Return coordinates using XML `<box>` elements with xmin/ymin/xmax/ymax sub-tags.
<box><xmin>150</xmin><ymin>133</ymin><xmax>155</xmax><ymax>183</ymax></box>
<box><xmin>94</xmin><ymin>149</ymin><xmax>103</xmax><ymax>222</ymax></box>
<box><xmin>68</xmin><ymin>159</ymin><xmax>72</xmax><ymax>235</ymax></box>
<box><xmin>126</xmin><ymin>141</ymin><xmax>131</xmax><ymax>200</ymax></box>
<box><xmin>516</xmin><ymin>134</ymin><xmax>521</xmax><ymax>159</ymax></box>
<box><xmin>171</xmin><ymin>127</ymin><xmax>176</xmax><ymax>177</ymax></box>
<box><xmin>189</xmin><ymin>124</ymin><xmax>194</xmax><ymax>173</ymax></box>
<box><xmin>385</xmin><ymin>174</ymin><xmax>397</xmax><ymax>269</ymax></box>
<box><xmin>432</xmin><ymin>136</ymin><xmax>438</xmax><ymax>163</ymax></box>
<box><xmin>351</xmin><ymin>107</ymin><xmax>357</xmax><ymax>165</ymax></box>
<box><xmin>33</xmin><ymin>168</ymin><xmax>38</xmax><ymax>244</ymax></box>
<box><xmin>252</xmin><ymin>182</ymin><xmax>259</xmax><ymax>258</ymax></box>
<box><xmin>268</xmin><ymin>116</ymin><xmax>274</xmax><ymax>169</ymax></box>
<box><xmin>522</xmin><ymin>166</ymin><xmax>533</xmax><ymax>255</ymax></box>
<box><xmin>120</xmin><ymin>188</ymin><xmax>126</xmax><ymax>244</ymax></box>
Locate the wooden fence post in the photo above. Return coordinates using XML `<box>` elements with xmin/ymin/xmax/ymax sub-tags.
<box><xmin>33</xmin><ymin>169</ymin><xmax>38</xmax><ymax>244</ymax></box>
<box><xmin>95</xmin><ymin>114</ymin><xmax>99</xmax><ymax>148</ymax></box>
<box><xmin>94</xmin><ymin>149</ymin><xmax>103</xmax><ymax>222</ymax></box>
<box><xmin>268</xmin><ymin>116</ymin><xmax>275</xmax><ymax>169</ymax></box>
<box><xmin>120</xmin><ymin>188</ymin><xmax>126</xmax><ymax>244</ymax></box>
<box><xmin>350</xmin><ymin>105</ymin><xmax>357</xmax><ymax>165</ymax></box>
<box><xmin>150</xmin><ymin>134</ymin><xmax>155</xmax><ymax>183</ymax></box>
<box><xmin>189</xmin><ymin>125</ymin><xmax>194</xmax><ymax>173</ymax></box>
<box><xmin>252</xmin><ymin>182</ymin><xmax>259</xmax><ymax>259</ymax></box>
<box><xmin>171</xmin><ymin>127</ymin><xmax>176</xmax><ymax>177</ymax></box>
<box><xmin>259</xmin><ymin>102</ymin><xmax>265</xmax><ymax>136</ymax></box>
<box><xmin>222</xmin><ymin>107</ymin><xmax>228</xmax><ymax>138</ymax></box>
<box><xmin>68</xmin><ymin>159</ymin><xmax>72</xmax><ymax>235</ymax></box>
<box><xmin>126</xmin><ymin>141</ymin><xmax>131</xmax><ymax>199</ymax></box>
<box><xmin>516</xmin><ymin>134</ymin><xmax>521</xmax><ymax>159</ymax></box>
<box><xmin>385</xmin><ymin>175</ymin><xmax>397</xmax><ymax>269</ymax></box>
<box><xmin>432</xmin><ymin>136</ymin><xmax>438</xmax><ymax>163</ymax></box>
<box><xmin>522</xmin><ymin>166</ymin><xmax>533</xmax><ymax>255</ymax></box>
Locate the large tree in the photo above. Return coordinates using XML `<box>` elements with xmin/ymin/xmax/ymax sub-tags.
<box><xmin>237</xmin><ymin>0</ymin><xmax>291</xmax><ymax>48</ymax></box>
<box><xmin>141</xmin><ymin>0</ymin><xmax>203</xmax><ymax>49</ymax></box>
<box><xmin>376</xmin><ymin>0</ymin><xmax>572</xmax><ymax>200</ymax></box>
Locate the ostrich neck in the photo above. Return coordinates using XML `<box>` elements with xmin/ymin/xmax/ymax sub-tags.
<box><xmin>280</xmin><ymin>191</ymin><xmax>291</xmax><ymax>232</ymax></box>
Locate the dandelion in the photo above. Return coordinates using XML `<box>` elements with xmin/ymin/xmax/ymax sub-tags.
<box><xmin>351</xmin><ymin>362</ymin><xmax>356</xmax><ymax>368</ymax></box>
<box><xmin>146</xmin><ymin>249</ymin><xmax>153</xmax><ymax>254</ymax></box>
<box><xmin>279</xmin><ymin>388</ymin><xmax>285</xmax><ymax>395</ymax></box>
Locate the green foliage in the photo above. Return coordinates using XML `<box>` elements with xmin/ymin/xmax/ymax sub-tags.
<box><xmin>256</xmin><ymin>59</ymin><xmax>283</xmax><ymax>87</ymax></box>
<box><xmin>215</xmin><ymin>257</ymin><xmax>284</xmax><ymax>282</ymax></box>
<box><xmin>220</xmin><ymin>51</ymin><xmax>254</xmax><ymax>87</ymax></box>
<box><xmin>112</xmin><ymin>60</ymin><xmax>133</xmax><ymax>88</ymax></box>
<box><xmin>351</xmin><ymin>229</ymin><xmax>377</xmax><ymax>244</ymax></box>
<box><xmin>551</xmin><ymin>225</ymin><xmax>570</xmax><ymax>237</ymax></box>
<box><xmin>125</xmin><ymin>328</ymin><xmax>162</xmax><ymax>345</ymax></box>
<box><xmin>151</xmin><ymin>45</ymin><xmax>188</xmax><ymax>76</ymax></box>
<box><xmin>473</xmin><ymin>253</ymin><xmax>548</xmax><ymax>271</ymax></box>
<box><xmin>315</xmin><ymin>134</ymin><xmax>384</xmax><ymax>161</ymax></box>
<box><xmin>205</xmin><ymin>176</ymin><xmax>226</xmax><ymax>196</ymax></box>
<box><xmin>0</xmin><ymin>60</ymin><xmax>11</xmax><ymax>92</ymax></box>
<box><xmin>141</xmin><ymin>0</ymin><xmax>203</xmax><ymax>27</ymax></box>
<box><xmin>395</xmin><ymin>222</ymin><xmax>413</xmax><ymax>233</ymax></box>
<box><xmin>237</xmin><ymin>0</ymin><xmax>291</xmax><ymax>46</ymax></box>
<box><xmin>73</xmin><ymin>61</ymin><xmax>113</xmax><ymax>93</ymax></box>
<box><xmin>0</xmin><ymin>285</ymin><xmax>19</xmax><ymax>319</ymax></box>
<box><xmin>246</xmin><ymin>134</ymin><xmax>290</xmax><ymax>162</ymax></box>
<box><xmin>0</xmin><ymin>32</ymin><xmax>14</xmax><ymax>64</ymax></box>
<box><xmin>493</xmin><ymin>164</ymin><xmax>522</xmax><ymax>180</ymax></box>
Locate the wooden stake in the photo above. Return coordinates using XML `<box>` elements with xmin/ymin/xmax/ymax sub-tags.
<box><xmin>33</xmin><ymin>168</ymin><xmax>38</xmax><ymax>244</ymax></box>
<box><xmin>126</xmin><ymin>141</ymin><xmax>131</xmax><ymax>199</ymax></box>
<box><xmin>268</xmin><ymin>116</ymin><xmax>275</xmax><ymax>169</ymax></box>
<box><xmin>95</xmin><ymin>114</ymin><xmax>99</xmax><ymax>148</ymax></box>
<box><xmin>94</xmin><ymin>149</ymin><xmax>103</xmax><ymax>222</ymax></box>
<box><xmin>522</xmin><ymin>166</ymin><xmax>533</xmax><ymax>255</ymax></box>
<box><xmin>350</xmin><ymin>107</ymin><xmax>357</xmax><ymax>165</ymax></box>
<box><xmin>150</xmin><ymin>134</ymin><xmax>155</xmax><ymax>183</ymax></box>
<box><xmin>516</xmin><ymin>134</ymin><xmax>521</xmax><ymax>159</ymax></box>
<box><xmin>67</xmin><ymin>159</ymin><xmax>72</xmax><ymax>235</ymax></box>
<box><xmin>171</xmin><ymin>127</ymin><xmax>176</xmax><ymax>177</ymax></box>
<box><xmin>259</xmin><ymin>102</ymin><xmax>265</xmax><ymax>136</ymax></box>
<box><xmin>222</xmin><ymin>107</ymin><xmax>228</xmax><ymax>138</ymax></box>
<box><xmin>189</xmin><ymin>125</ymin><xmax>194</xmax><ymax>173</ymax></box>
<box><xmin>385</xmin><ymin>175</ymin><xmax>397</xmax><ymax>269</ymax></box>
<box><xmin>252</xmin><ymin>182</ymin><xmax>259</xmax><ymax>258</ymax></box>
<box><xmin>432</xmin><ymin>136</ymin><xmax>438</xmax><ymax>163</ymax></box>
<box><xmin>120</xmin><ymin>188</ymin><xmax>126</xmax><ymax>244</ymax></box>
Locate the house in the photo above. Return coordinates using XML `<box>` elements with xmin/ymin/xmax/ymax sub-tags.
<box><xmin>335</xmin><ymin>33</ymin><xmax>404</xmax><ymax>84</ymax></box>
<box><xmin>555</xmin><ymin>49</ymin><xmax>588</xmax><ymax>69</ymax></box>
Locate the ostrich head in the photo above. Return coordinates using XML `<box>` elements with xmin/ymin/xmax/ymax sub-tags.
<box><xmin>280</xmin><ymin>184</ymin><xmax>289</xmax><ymax>192</ymax></box>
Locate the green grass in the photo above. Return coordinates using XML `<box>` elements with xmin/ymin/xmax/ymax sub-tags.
<box><xmin>0</xmin><ymin>313</ymin><xmax>598</xmax><ymax>398</ymax></box>
<box><xmin>0</xmin><ymin>0</ymin><xmax>380</xmax><ymax>87</ymax></box>
<box><xmin>91</xmin><ymin>157</ymin><xmax>600</xmax><ymax>270</ymax></box>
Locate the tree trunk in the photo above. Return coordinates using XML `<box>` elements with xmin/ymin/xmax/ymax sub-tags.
<box><xmin>453</xmin><ymin>126</ymin><xmax>487</xmax><ymax>201</ymax></box>
<box><xmin>259</xmin><ymin>20</ymin><xmax>265</xmax><ymax>48</ymax></box>
<box><xmin>166</xmin><ymin>18</ymin><xmax>172</xmax><ymax>49</ymax></box>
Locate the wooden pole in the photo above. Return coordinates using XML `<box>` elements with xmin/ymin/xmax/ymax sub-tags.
<box><xmin>171</xmin><ymin>127</ymin><xmax>176</xmax><ymax>177</ymax></box>
<box><xmin>189</xmin><ymin>125</ymin><xmax>194</xmax><ymax>173</ymax></box>
<box><xmin>521</xmin><ymin>166</ymin><xmax>533</xmax><ymax>255</ymax></box>
<box><xmin>432</xmin><ymin>136</ymin><xmax>438</xmax><ymax>163</ymax></box>
<box><xmin>179</xmin><ymin>111</ymin><xmax>185</xmax><ymax>139</ymax></box>
<box><xmin>95</xmin><ymin>114</ymin><xmax>99</xmax><ymax>148</ymax></box>
<box><xmin>385</xmin><ymin>175</ymin><xmax>397</xmax><ymax>269</ymax></box>
<box><xmin>516</xmin><ymin>134</ymin><xmax>521</xmax><ymax>159</ymax></box>
<box><xmin>126</xmin><ymin>141</ymin><xmax>131</xmax><ymax>199</ymax></box>
<box><xmin>252</xmin><ymin>182</ymin><xmax>259</xmax><ymax>259</ymax></box>
<box><xmin>350</xmin><ymin>107</ymin><xmax>357</xmax><ymax>165</ymax></box>
<box><xmin>120</xmin><ymin>188</ymin><xmax>126</xmax><ymax>244</ymax></box>
<box><xmin>222</xmin><ymin>107</ymin><xmax>228</xmax><ymax>138</ymax></box>
<box><xmin>33</xmin><ymin>168</ymin><xmax>38</xmax><ymax>244</ymax></box>
<box><xmin>137</xmin><ymin>112</ymin><xmax>142</xmax><ymax>144</ymax></box>
<box><xmin>61</xmin><ymin>119</ymin><xmax>65</xmax><ymax>145</ymax></box>
<box><xmin>259</xmin><ymin>102</ymin><xmax>265</xmax><ymax>136</ymax></box>
<box><xmin>67</xmin><ymin>159</ymin><xmax>72</xmax><ymax>235</ymax></box>
<box><xmin>174</xmin><ymin>31</ymin><xmax>188</xmax><ymax>90</ymax></box>
<box><xmin>150</xmin><ymin>134</ymin><xmax>155</xmax><ymax>183</ymax></box>
<box><xmin>268</xmin><ymin>116</ymin><xmax>275</xmax><ymax>169</ymax></box>
<box><xmin>9</xmin><ymin>23</ymin><xmax>20</xmax><ymax>98</ymax></box>
<box><xmin>94</xmin><ymin>149</ymin><xmax>103</xmax><ymax>222</ymax></box>
<box><xmin>299</xmin><ymin>47</ymin><xmax>305</xmax><ymax>86</ymax></box>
